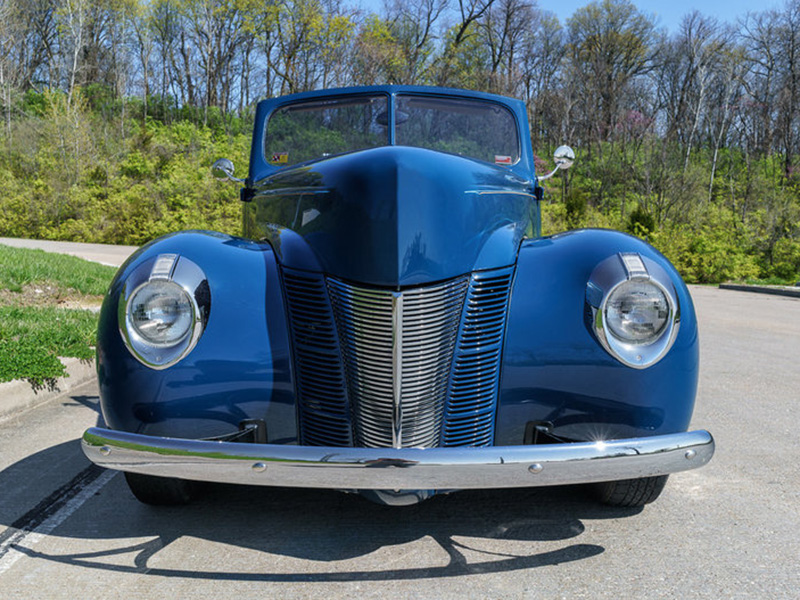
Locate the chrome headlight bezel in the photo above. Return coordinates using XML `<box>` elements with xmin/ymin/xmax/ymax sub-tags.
<box><xmin>586</xmin><ymin>253</ymin><xmax>680</xmax><ymax>369</ymax></box>
<box><xmin>126</xmin><ymin>279</ymin><xmax>197</xmax><ymax>348</ymax></box>
<box><xmin>118</xmin><ymin>254</ymin><xmax>210</xmax><ymax>370</ymax></box>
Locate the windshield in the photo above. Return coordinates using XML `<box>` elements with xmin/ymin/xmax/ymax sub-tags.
<box><xmin>395</xmin><ymin>95</ymin><xmax>520</xmax><ymax>166</ymax></box>
<box><xmin>264</xmin><ymin>92</ymin><xmax>520</xmax><ymax>168</ymax></box>
<box><xmin>265</xmin><ymin>95</ymin><xmax>389</xmax><ymax>167</ymax></box>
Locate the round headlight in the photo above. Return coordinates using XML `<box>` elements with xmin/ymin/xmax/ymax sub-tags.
<box><xmin>128</xmin><ymin>280</ymin><xmax>194</xmax><ymax>347</ymax></box>
<box><xmin>587</xmin><ymin>253</ymin><xmax>680</xmax><ymax>369</ymax></box>
<box><xmin>605</xmin><ymin>280</ymin><xmax>669</xmax><ymax>345</ymax></box>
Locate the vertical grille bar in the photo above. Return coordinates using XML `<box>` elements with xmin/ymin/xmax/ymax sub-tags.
<box><xmin>391</xmin><ymin>292</ymin><xmax>404</xmax><ymax>448</ymax></box>
<box><xmin>443</xmin><ymin>267</ymin><xmax>515</xmax><ymax>447</ymax></box>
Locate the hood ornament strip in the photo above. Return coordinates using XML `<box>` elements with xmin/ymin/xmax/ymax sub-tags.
<box><xmin>392</xmin><ymin>291</ymin><xmax>404</xmax><ymax>449</ymax></box>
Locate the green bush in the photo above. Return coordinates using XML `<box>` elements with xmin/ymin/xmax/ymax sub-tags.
<box><xmin>0</xmin><ymin>89</ymin><xmax>248</xmax><ymax>246</ymax></box>
<box><xmin>2</xmin><ymin>91</ymin><xmax>800</xmax><ymax>285</ymax></box>
<box><xmin>765</xmin><ymin>238</ymin><xmax>800</xmax><ymax>281</ymax></box>
<box><xmin>627</xmin><ymin>204</ymin><xmax>655</xmax><ymax>235</ymax></box>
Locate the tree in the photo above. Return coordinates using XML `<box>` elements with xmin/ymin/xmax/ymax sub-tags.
<box><xmin>566</xmin><ymin>0</ymin><xmax>658</xmax><ymax>147</ymax></box>
<box><xmin>382</xmin><ymin>0</ymin><xmax>447</xmax><ymax>84</ymax></box>
<box><xmin>479</xmin><ymin>0</ymin><xmax>535</xmax><ymax>95</ymax></box>
<box><xmin>127</xmin><ymin>0</ymin><xmax>154</xmax><ymax>117</ymax></box>
<box><xmin>180</xmin><ymin>0</ymin><xmax>247</xmax><ymax>117</ymax></box>
<box><xmin>435</xmin><ymin>0</ymin><xmax>494</xmax><ymax>85</ymax></box>
<box><xmin>149</xmin><ymin>0</ymin><xmax>182</xmax><ymax>109</ymax></box>
<box><xmin>518</xmin><ymin>10</ymin><xmax>565</xmax><ymax>146</ymax></box>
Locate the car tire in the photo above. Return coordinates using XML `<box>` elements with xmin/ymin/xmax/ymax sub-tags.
<box><xmin>592</xmin><ymin>475</ymin><xmax>669</xmax><ymax>507</ymax></box>
<box><xmin>124</xmin><ymin>472</ymin><xmax>195</xmax><ymax>506</ymax></box>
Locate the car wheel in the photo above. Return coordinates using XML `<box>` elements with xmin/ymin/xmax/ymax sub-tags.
<box><xmin>592</xmin><ymin>475</ymin><xmax>668</xmax><ymax>507</ymax></box>
<box><xmin>124</xmin><ymin>472</ymin><xmax>195</xmax><ymax>506</ymax></box>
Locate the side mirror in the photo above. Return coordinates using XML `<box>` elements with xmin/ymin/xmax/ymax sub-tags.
<box><xmin>553</xmin><ymin>145</ymin><xmax>575</xmax><ymax>170</ymax></box>
<box><xmin>211</xmin><ymin>158</ymin><xmax>244</xmax><ymax>183</ymax></box>
<box><xmin>538</xmin><ymin>145</ymin><xmax>576</xmax><ymax>181</ymax></box>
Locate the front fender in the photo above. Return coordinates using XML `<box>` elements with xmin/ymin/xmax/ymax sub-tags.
<box><xmin>96</xmin><ymin>231</ymin><xmax>296</xmax><ymax>442</ymax></box>
<box><xmin>497</xmin><ymin>229</ymin><xmax>699</xmax><ymax>444</ymax></box>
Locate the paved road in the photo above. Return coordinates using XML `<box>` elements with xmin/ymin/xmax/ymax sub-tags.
<box><xmin>0</xmin><ymin>286</ymin><xmax>798</xmax><ymax>598</ymax></box>
<box><xmin>0</xmin><ymin>237</ymin><xmax>137</xmax><ymax>267</ymax></box>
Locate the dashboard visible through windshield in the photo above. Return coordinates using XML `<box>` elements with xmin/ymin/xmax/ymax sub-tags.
<box><xmin>265</xmin><ymin>93</ymin><xmax>520</xmax><ymax>168</ymax></box>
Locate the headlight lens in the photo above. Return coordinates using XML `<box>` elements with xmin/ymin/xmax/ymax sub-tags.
<box><xmin>128</xmin><ymin>280</ymin><xmax>194</xmax><ymax>347</ymax></box>
<box><xmin>587</xmin><ymin>252</ymin><xmax>680</xmax><ymax>369</ymax></box>
<box><xmin>605</xmin><ymin>280</ymin><xmax>669</xmax><ymax>344</ymax></box>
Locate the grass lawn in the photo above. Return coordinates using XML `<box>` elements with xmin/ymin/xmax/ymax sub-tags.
<box><xmin>0</xmin><ymin>244</ymin><xmax>116</xmax><ymax>384</ymax></box>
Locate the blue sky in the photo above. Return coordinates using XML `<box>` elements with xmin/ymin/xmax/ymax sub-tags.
<box><xmin>537</xmin><ymin>0</ymin><xmax>782</xmax><ymax>32</ymax></box>
<box><xmin>355</xmin><ymin>0</ymin><xmax>785</xmax><ymax>33</ymax></box>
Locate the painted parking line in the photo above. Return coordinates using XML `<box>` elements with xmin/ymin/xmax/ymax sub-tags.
<box><xmin>0</xmin><ymin>465</ymin><xmax>116</xmax><ymax>575</ymax></box>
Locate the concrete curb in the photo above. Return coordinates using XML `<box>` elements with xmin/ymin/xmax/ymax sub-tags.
<box><xmin>719</xmin><ymin>283</ymin><xmax>800</xmax><ymax>298</ymax></box>
<box><xmin>0</xmin><ymin>357</ymin><xmax>96</xmax><ymax>421</ymax></box>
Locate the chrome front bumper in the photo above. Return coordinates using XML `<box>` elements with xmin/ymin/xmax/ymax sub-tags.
<box><xmin>82</xmin><ymin>427</ymin><xmax>714</xmax><ymax>490</ymax></box>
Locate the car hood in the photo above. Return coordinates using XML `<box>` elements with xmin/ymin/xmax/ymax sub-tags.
<box><xmin>246</xmin><ymin>146</ymin><xmax>537</xmax><ymax>287</ymax></box>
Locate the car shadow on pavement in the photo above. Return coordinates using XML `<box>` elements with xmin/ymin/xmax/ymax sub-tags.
<box><xmin>1</xmin><ymin>394</ymin><xmax>645</xmax><ymax>582</ymax></box>
<box><xmin>61</xmin><ymin>394</ymin><xmax>104</xmax><ymax>416</ymax></box>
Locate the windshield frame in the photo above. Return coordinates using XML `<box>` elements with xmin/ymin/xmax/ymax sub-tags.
<box><xmin>252</xmin><ymin>86</ymin><xmax>532</xmax><ymax>181</ymax></box>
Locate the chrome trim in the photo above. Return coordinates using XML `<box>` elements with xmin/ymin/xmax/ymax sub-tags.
<box><xmin>619</xmin><ymin>252</ymin><xmax>648</xmax><ymax>279</ymax></box>
<box><xmin>464</xmin><ymin>190</ymin><xmax>537</xmax><ymax>199</ymax></box>
<box><xmin>327</xmin><ymin>277</ymin><xmax>467</xmax><ymax>449</ymax></box>
<box><xmin>118</xmin><ymin>254</ymin><xmax>210</xmax><ymax>370</ymax></box>
<box><xmin>281</xmin><ymin>269</ymin><xmax>352</xmax><ymax>447</ymax></box>
<box><xmin>392</xmin><ymin>291</ymin><xmax>403</xmax><ymax>449</ymax></box>
<box><xmin>82</xmin><ymin>428</ymin><xmax>714</xmax><ymax>490</ymax></box>
<box><xmin>149</xmin><ymin>254</ymin><xmax>178</xmax><ymax>280</ymax></box>
<box><xmin>443</xmin><ymin>268</ymin><xmax>514</xmax><ymax>446</ymax></box>
<box><xmin>587</xmin><ymin>253</ymin><xmax>680</xmax><ymax>370</ymax></box>
<box><xmin>260</xmin><ymin>187</ymin><xmax>331</xmax><ymax>197</ymax></box>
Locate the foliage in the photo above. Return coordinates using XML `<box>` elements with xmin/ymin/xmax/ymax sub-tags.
<box><xmin>0</xmin><ymin>89</ymin><xmax>246</xmax><ymax>245</ymax></box>
<box><xmin>0</xmin><ymin>245</ymin><xmax>116</xmax><ymax>294</ymax></box>
<box><xmin>0</xmin><ymin>306</ymin><xmax>99</xmax><ymax>384</ymax></box>
<box><xmin>0</xmin><ymin>0</ymin><xmax>799</xmax><ymax>284</ymax></box>
<box><xmin>0</xmin><ymin>246</ymin><xmax>114</xmax><ymax>384</ymax></box>
<box><xmin>533</xmin><ymin>132</ymin><xmax>800</xmax><ymax>283</ymax></box>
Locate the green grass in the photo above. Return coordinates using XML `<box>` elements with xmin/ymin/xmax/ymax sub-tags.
<box><xmin>743</xmin><ymin>276</ymin><xmax>800</xmax><ymax>286</ymax></box>
<box><xmin>0</xmin><ymin>305</ymin><xmax>101</xmax><ymax>383</ymax></box>
<box><xmin>0</xmin><ymin>245</ymin><xmax>115</xmax><ymax>295</ymax></box>
<box><xmin>0</xmin><ymin>245</ymin><xmax>116</xmax><ymax>384</ymax></box>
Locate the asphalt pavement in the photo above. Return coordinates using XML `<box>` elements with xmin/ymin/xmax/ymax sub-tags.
<box><xmin>0</xmin><ymin>284</ymin><xmax>798</xmax><ymax>598</ymax></box>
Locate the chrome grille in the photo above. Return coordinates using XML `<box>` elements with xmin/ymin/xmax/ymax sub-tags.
<box><xmin>282</xmin><ymin>269</ymin><xmax>352</xmax><ymax>446</ymax></box>
<box><xmin>328</xmin><ymin>277</ymin><xmax>468</xmax><ymax>448</ymax></box>
<box><xmin>444</xmin><ymin>268</ymin><xmax>515</xmax><ymax>446</ymax></box>
<box><xmin>283</xmin><ymin>268</ymin><xmax>514</xmax><ymax>450</ymax></box>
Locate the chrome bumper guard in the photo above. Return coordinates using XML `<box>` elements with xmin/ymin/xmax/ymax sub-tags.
<box><xmin>82</xmin><ymin>427</ymin><xmax>714</xmax><ymax>490</ymax></box>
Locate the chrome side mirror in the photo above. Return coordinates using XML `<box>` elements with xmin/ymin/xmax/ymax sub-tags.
<box><xmin>538</xmin><ymin>145</ymin><xmax>576</xmax><ymax>181</ymax></box>
<box><xmin>553</xmin><ymin>145</ymin><xmax>575</xmax><ymax>170</ymax></box>
<box><xmin>211</xmin><ymin>158</ymin><xmax>244</xmax><ymax>183</ymax></box>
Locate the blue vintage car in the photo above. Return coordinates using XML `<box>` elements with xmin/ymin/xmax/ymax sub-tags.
<box><xmin>82</xmin><ymin>85</ymin><xmax>714</xmax><ymax>507</ymax></box>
